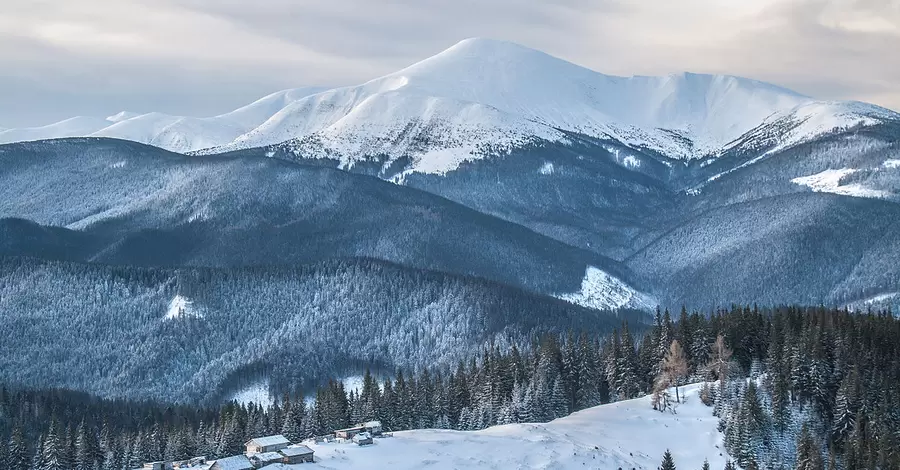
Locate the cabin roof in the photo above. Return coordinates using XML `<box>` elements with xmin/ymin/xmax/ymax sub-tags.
<box><xmin>210</xmin><ymin>455</ymin><xmax>253</xmax><ymax>470</ymax></box>
<box><xmin>250</xmin><ymin>451</ymin><xmax>282</xmax><ymax>462</ymax></box>
<box><xmin>280</xmin><ymin>445</ymin><xmax>314</xmax><ymax>457</ymax></box>
<box><xmin>244</xmin><ymin>434</ymin><xmax>290</xmax><ymax>447</ymax></box>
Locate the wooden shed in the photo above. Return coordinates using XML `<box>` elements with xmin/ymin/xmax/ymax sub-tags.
<box><xmin>352</xmin><ymin>432</ymin><xmax>373</xmax><ymax>446</ymax></box>
<box><xmin>208</xmin><ymin>455</ymin><xmax>253</xmax><ymax>470</ymax></box>
<box><xmin>244</xmin><ymin>434</ymin><xmax>291</xmax><ymax>454</ymax></box>
<box><xmin>279</xmin><ymin>445</ymin><xmax>315</xmax><ymax>464</ymax></box>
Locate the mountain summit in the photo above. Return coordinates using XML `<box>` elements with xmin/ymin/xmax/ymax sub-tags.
<box><xmin>0</xmin><ymin>39</ymin><xmax>896</xmax><ymax>168</ymax></box>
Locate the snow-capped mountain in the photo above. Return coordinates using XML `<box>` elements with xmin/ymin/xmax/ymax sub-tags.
<box><xmin>3</xmin><ymin>39</ymin><xmax>897</xmax><ymax>168</ymax></box>
<box><xmin>0</xmin><ymin>87</ymin><xmax>326</xmax><ymax>153</ymax></box>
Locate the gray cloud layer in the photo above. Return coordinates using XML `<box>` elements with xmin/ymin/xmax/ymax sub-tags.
<box><xmin>1</xmin><ymin>0</ymin><xmax>898</xmax><ymax>127</ymax></box>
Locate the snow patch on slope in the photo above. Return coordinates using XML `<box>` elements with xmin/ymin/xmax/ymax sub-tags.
<box><xmin>791</xmin><ymin>168</ymin><xmax>891</xmax><ymax>199</ymax></box>
<box><xmin>558</xmin><ymin>266</ymin><xmax>655</xmax><ymax>310</ymax></box>
<box><xmin>884</xmin><ymin>159</ymin><xmax>900</xmax><ymax>169</ymax></box>
<box><xmin>165</xmin><ymin>294</ymin><xmax>202</xmax><ymax>320</ymax></box>
<box><xmin>301</xmin><ymin>383</ymin><xmax>728</xmax><ymax>470</ymax></box>
<box><xmin>764</xmin><ymin>101</ymin><xmax>897</xmax><ymax>155</ymax></box>
<box><xmin>229</xmin><ymin>380</ymin><xmax>274</xmax><ymax>408</ymax></box>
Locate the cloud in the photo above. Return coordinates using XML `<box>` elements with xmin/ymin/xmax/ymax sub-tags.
<box><xmin>0</xmin><ymin>0</ymin><xmax>898</xmax><ymax>127</ymax></box>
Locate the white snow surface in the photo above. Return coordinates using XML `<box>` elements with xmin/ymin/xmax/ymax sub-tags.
<box><xmin>884</xmin><ymin>159</ymin><xmax>900</xmax><ymax>169</ymax></box>
<box><xmin>290</xmin><ymin>383</ymin><xmax>728</xmax><ymax>469</ymax></box>
<box><xmin>4</xmin><ymin>39</ymin><xmax>898</xmax><ymax>171</ymax></box>
<box><xmin>164</xmin><ymin>294</ymin><xmax>202</xmax><ymax>320</ymax></box>
<box><xmin>229</xmin><ymin>380</ymin><xmax>274</xmax><ymax>408</ymax></box>
<box><xmin>558</xmin><ymin>266</ymin><xmax>656</xmax><ymax>311</ymax></box>
<box><xmin>752</xmin><ymin>101</ymin><xmax>898</xmax><ymax>156</ymax></box>
<box><xmin>791</xmin><ymin>168</ymin><xmax>891</xmax><ymax>199</ymax></box>
<box><xmin>0</xmin><ymin>87</ymin><xmax>326</xmax><ymax>153</ymax></box>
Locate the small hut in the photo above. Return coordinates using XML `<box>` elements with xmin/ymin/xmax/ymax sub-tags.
<box><xmin>279</xmin><ymin>445</ymin><xmax>315</xmax><ymax>464</ymax></box>
<box><xmin>208</xmin><ymin>455</ymin><xmax>253</xmax><ymax>470</ymax></box>
<box><xmin>352</xmin><ymin>432</ymin><xmax>373</xmax><ymax>446</ymax></box>
<box><xmin>244</xmin><ymin>434</ymin><xmax>291</xmax><ymax>454</ymax></box>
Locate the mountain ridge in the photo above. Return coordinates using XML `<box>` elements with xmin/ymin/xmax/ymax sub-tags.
<box><xmin>1</xmin><ymin>38</ymin><xmax>896</xmax><ymax>168</ymax></box>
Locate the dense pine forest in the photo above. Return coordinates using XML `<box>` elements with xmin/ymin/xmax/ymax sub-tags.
<box><xmin>1</xmin><ymin>305</ymin><xmax>898</xmax><ymax>469</ymax></box>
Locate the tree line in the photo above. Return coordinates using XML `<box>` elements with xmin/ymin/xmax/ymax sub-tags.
<box><xmin>1</xmin><ymin>305</ymin><xmax>898</xmax><ymax>469</ymax></box>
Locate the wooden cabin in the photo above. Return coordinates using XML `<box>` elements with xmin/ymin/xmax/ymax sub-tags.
<box><xmin>352</xmin><ymin>432</ymin><xmax>373</xmax><ymax>446</ymax></box>
<box><xmin>279</xmin><ymin>445</ymin><xmax>315</xmax><ymax>464</ymax></box>
<box><xmin>208</xmin><ymin>455</ymin><xmax>254</xmax><ymax>470</ymax></box>
<box><xmin>335</xmin><ymin>425</ymin><xmax>366</xmax><ymax>440</ymax></box>
<box><xmin>335</xmin><ymin>420</ymin><xmax>383</xmax><ymax>439</ymax></box>
<box><xmin>249</xmin><ymin>451</ymin><xmax>283</xmax><ymax>468</ymax></box>
<box><xmin>364</xmin><ymin>420</ymin><xmax>383</xmax><ymax>436</ymax></box>
<box><xmin>244</xmin><ymin>434</ymin><xmax>291</xmax><ymax>454</ymax></box>
<box><xmin>143</xmin><ymin>462</ymin><xmax>174</xmax><ymax>470</ymax></box>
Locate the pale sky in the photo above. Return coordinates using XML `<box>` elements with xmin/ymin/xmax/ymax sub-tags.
<box><xmin>1</xmin><ymin>0</ymin><xmax>898</xmax><ymax>127</ymax></box>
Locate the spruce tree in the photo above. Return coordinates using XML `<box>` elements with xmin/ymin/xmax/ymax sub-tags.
<box><xmin>795</xmin><ymin>424</ymin><xmax>823</xmax><ymax>470</ymax></box>
<box><xmin>42</xmin><ymin>420</ymin><xmax>66</xmax><ymax>470</ymax></box>
<box><xmin>7</xmin><ymin>427</ymin><xmax>30</xmax><ymax>470</ymax></box>
<box><xmin>659</xmin><ymin>449</ymin><xmax>676</xmax><ymax>470</ymax></box>
<box><xmin>75</xmin><ymin>420</ymin><xmax>96</xmax><ymax>470</ymax></box>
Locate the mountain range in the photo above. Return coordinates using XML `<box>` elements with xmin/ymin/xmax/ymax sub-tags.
<box><xmin>1</xmin><ymin>38</ymin><xmax>899</xmax><ymax>400</ymax></box>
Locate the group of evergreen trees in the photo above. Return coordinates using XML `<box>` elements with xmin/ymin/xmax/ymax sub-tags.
<box><xmin>2</xmin><ymin>305</ymin><xmax>898</xmax><ymax>469</ymax></box>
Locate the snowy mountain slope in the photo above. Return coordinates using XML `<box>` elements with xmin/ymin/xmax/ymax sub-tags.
<box><xmin>210</xmin><ymin>38</ymin><xmax>820</xmax><ymax>166</ymax></box>
<box><xmin>0</xmin><ymin>87</ymin><xmax>326</xmax><ymax>153</ymax></box>
<box><xmin>6</xmin><ymin>39</ymin><xmax>896</xmax><ymax>168</ymax></box>
<box><xmin>0</xmin><ymin>116</ymin><xmax>113</xmax><ymax>143</ymax></box>
<box><xmin>0</xmin><ymin>256</ymin><xmax>628</xmax><ymax>402</ymax></box>
<box><xmin>716</xmin><ymin>100</ymin><xmax>900</xmax><ymax>159</ymax></box>
<box><xmin>295</xmin><ymin>383</ymin><xmax>729</xmax><ymax>470</ymax></box>
<box><xmin>0</xmin><ymin>138</ymin><xmax>648</xmax><ymax>304</ymax></box>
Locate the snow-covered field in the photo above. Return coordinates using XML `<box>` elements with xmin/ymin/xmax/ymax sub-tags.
<box><xmin>273</xmin><ymin>383</ymin><xmax>729</xmax><ymax>470</ymax></box>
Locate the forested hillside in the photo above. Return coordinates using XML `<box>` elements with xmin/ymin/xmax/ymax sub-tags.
<box><xmin>2</xmin><ymin>305</ymin><xmax>896</xmax><ymax>469</ymax></box>
<box><xmin>0</xmin><ymin>256</ymin><xmax>630</xmax><ymax>403</ymax></box>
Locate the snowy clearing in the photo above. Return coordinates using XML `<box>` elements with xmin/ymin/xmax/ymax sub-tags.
<box><xmin>282</xmin><ymin>383</ymin><xmax>729</xmax><ymax>469</ymax></box>
<box><xmin>558</xmin><ymin>266</ymin><xmax>656</xmax><ymax>311</ymax></box>
<box><xmin>791</xmin><ymin>168</ymin><xmax>890</xmax><ymax>199</ymax></box>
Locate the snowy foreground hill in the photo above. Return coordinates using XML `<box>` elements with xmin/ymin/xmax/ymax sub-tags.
<box><xmin>272</xmin><ymin>384</ymin><xmax>728</xmax><ymax>470</ymax></box>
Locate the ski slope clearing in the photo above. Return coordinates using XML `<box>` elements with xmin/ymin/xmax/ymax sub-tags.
<box><xmin>298</xmin><ymin>383</ymin><xmax>729</xmax><ymax>470</ymax></box>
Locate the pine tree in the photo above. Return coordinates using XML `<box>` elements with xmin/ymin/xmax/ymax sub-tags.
<box><xmin>32</xmin><ymin>434</ymin><xmax>45</xmax><ymax>470</ymax></box>
<box><xmin>42</xmin><ymin>420</ymin><xmax>66</xmax><ymax>470</ymax></box>
<box><xmin>795</xmin><ymin>424</ymin><xmax>824</xmax><ymax>470</ymax></box>
<box><xmin>7</xmin><ymin>427</ymin><xmax>30</xmax><ymax>470</ymax></box>
<box><xmin>281</xmin><ymin>401</ymin><xmax>303</xmax><ymax>442</ymax></box>
<box><xmin>659</xmin><ymin>449</ymin><xmax>676</xmax><ymax>470</ymax></box>
<box><xmin>700</xmin><ymin>459</ymin><xmax>710</xmax><ymax>470</ymax></box>
<box><xmin>74</xmin><ymin>420</ymin><xmax>94</xmax><ymax>470</ymax></box>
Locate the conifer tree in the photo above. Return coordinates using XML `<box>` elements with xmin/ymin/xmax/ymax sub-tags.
<box><xmin>74</xmin><ymin>420</ymin><xmax>94</xmax><ymax>470</ymax></box>
<box><xmin>7</xmin><ymin>426</ymin><xmax>30</xmax><ymax>470</ymax></box>
<box><xmin>41</xmin><ymin>420</ymin><xmax>66</xmax><ymax>470</ymax></box>
<box><xmin>795</xmin><ymin>424</ymin><xmax>824</xmax><ymax>470</ymax></box>
<box><xmin>659</xmin><ymin>449</ymin><xmax>676</xmax><ymax>470</ymax></box>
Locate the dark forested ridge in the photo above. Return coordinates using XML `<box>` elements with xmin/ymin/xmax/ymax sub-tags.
<box><xmin>0</xmin><ymin>138</ymin><xmax>631</xmax><ymax>299</ymax></box>
<box><xmin>1</xmin><ymin>306</ymin><xmax>896</xmax><ymax>469</ymax></box>
<box><xmin>0</xmin><ymin>256</ymin><xmax>633</xmax><ymax>403</ymax></box>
